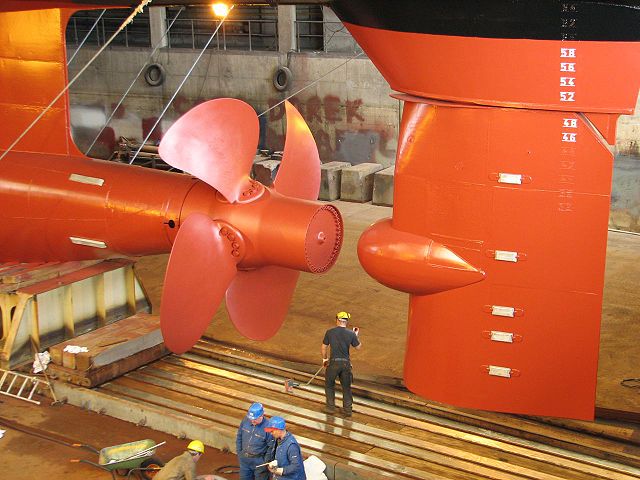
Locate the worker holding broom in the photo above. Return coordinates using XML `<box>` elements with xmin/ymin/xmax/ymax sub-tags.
<box><xmin>321</xmin><ymin>311</ymin><xmax>362</xmax><ymax>417</ymax></box>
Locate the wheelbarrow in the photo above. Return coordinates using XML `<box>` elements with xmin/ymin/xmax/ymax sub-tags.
<box><xmin>71</xmin><ymin>439</ymin><xmax>165</xmax><ymax>479</ymax></box>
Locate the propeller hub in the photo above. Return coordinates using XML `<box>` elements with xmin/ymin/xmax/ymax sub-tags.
<box><xmin>304</xmin><ymin>204</ymin><xmax>343</xmax><ymax>273</ymax></box>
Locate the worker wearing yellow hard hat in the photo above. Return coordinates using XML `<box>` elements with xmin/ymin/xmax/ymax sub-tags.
<box><xmin>153</xmin><ymin>439</ymin><xmax>206</xmax><ymax>480</ymax></box>
<box><xmin>321</xmin><ymin>311</ymin><xmax>362</xmax><ymax>417</ymax></box>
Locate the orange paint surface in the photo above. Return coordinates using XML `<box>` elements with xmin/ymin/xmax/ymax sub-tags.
<box><xmin>0</xmin><ymin>8</ymin><xmax>81</xmax><ymax>156</ymax></box>
<box><xmin>344</xmin><ymin>10</ymin><xmax>640</xmax><ymax>419</ymax></box>
<box><xmin>345</xmin><ymin>22</ymin><xmax>640</xmax><ymax>114</ymax></box>
<box><xmin>359</xmin><ymin>98</ymin><xmax>614</xmax><ymax>419</ymax></box>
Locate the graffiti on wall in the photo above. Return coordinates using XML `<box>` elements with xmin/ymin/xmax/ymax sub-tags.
<box><xmin>72</xmin><ymin>92</ymin><xmax>398</xmax><ymax>168</ymax></box>
<box><xmin>264</xmin><ymin>94</ymin><xmax>397</xmax><ymax>166</ymax></box>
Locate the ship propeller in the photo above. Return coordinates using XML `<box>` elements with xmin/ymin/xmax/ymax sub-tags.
<box><xmin>158</xmin><ymin>99</ymin><xmax>338</xmax><ymax>353</ymax></box>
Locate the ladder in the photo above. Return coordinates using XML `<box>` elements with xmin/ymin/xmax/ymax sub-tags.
<box><xmin>0</xmin><ymin>368</ymin><xmax>46</xmax><ymax>405</ymax></box>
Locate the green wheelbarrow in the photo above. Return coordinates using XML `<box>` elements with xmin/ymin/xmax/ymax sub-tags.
<box><xmin>71</xmin><ymin>439</ymin><xmax>165</xmax><ymax>479</ymax></box>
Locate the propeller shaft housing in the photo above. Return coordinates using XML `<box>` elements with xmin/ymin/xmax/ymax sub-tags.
<box><xmin>181</xmin><ymin>181</ymin><xmax>343</xmax><ymax>273</ymax></box>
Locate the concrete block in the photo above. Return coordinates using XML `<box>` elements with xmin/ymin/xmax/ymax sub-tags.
<box><xmin>372</xmin><ymin>166</ymin><xmax>395</xmax><ymax>206</ymax></box>
<box><xmin>319</xmin><ymin>161</ymin><xmax>351</xmax><ymax>201</ymax></box>
<box><xmin>340</xmin><ymin>163</ymin><xmax>384</xmax><ymax>203</ymax></box>
<box><xmin>253</xmin><ymin>159</ymin><xmax>280</xmax><ymax>186</ymax></box>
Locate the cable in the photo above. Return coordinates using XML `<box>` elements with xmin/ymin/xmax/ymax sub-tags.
<box><xmin>130</xmin><ymin>5</ymin><xmax>235</xmax><ymax>164</ymax></box>
<box><xmin>0</xmin><ymin>415</ymin><xmax>98</xmax><ymax>451</ymax></box>
<box><xmin>85</xmin><ymin>7</ymin><xmax>185</xmax><ymax>156</ymax></box>
<box><xmin>608</xmin><ymin>228</ymin><xmax>640</xmax><ymax>237</ymax></box>
<box><xmin>621</xmin><ymin>378</ymin><xmax>640</xmax><ymax>389</ymax></box>
<box><xmin>258</xmin><ymin>51</ymin><xmax>363</xmax><ymax>118</ymax></box>
<box><xmin>0</xmin><ymin>0</ymin><xmax>153</xmax><ymax>163</ymax></box>
<box><xmin>67</xmin><ymin>9</ymin><xmax>107</xmax><ymax>66</ymax></box>
<box><xmin>215</xmin><ymin>465</ymin><xmax>240</xmax><ymax>474</ymax></box>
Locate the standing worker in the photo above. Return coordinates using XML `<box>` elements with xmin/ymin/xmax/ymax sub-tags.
<box><xmin>154</xmin><ymin>440</ymin><xmax>211</xmax><ymax>480</ymax></box>
<box><xmin>236</xmin><ymin>402</ymin><xmax>272</xmax><ymax>480</ymax></box>
<box><xmin>321</xmin><ymin>311</ymin><xmax>362</xmax><ymax>417</ymax></box>
<box><xmin>264</xmin><ymin>416</ymin><xmax>306</xmax><ymax>480</ymax></box>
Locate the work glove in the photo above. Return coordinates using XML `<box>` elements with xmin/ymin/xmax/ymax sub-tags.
<box><xmin>353</xmin><ymin>327</ymin><xmax>359</xmax><ymax>336</ymax></box>
<box><xmin>322</xmin><ymin>358</ymin><xmax>329</xmax><ymax>367</ymax></box>
<box><xmin>267</xmin><ymin>460</ymin><xmax>278</xmax><ymax>468</ymax></box>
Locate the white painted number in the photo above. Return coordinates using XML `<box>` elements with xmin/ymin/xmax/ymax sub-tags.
<box><xmin>560</xmin><ymin>77</ymin><xmax>576</xmax><ymax>87</ymax></box>
<box><xmin>560</xmin><ymin>92</ymin><xmax>575</xmax><ymax>102</ymax></box>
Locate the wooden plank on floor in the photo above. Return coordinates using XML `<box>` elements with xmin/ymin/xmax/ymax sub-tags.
<box><xmin>122</xmin><ymin>368</ymin><xmax>585</xmax><ymax>480</ymax></box>
<box><xmin>174</xmin><ymin>354</ymin><xmax>640</xmax><ymax>478</ymax></box>
<box><xmin>142</xmin><ymin>358</ymin><xmax>632</xmax><ymax>479</ymax></box>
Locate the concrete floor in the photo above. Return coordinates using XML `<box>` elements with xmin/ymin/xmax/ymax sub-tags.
<box><xmin>0</xmin><ymin>395</ymin><xmax>240</xmax><ymax>480</ymax></box>
<box><xmin>135</xmin><ymin>200</ymin><xmax>640</xmax><ymax>416</ymax></box>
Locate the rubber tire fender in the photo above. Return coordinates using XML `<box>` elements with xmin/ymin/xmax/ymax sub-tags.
<box><xmin>144</xmin><ymin>63</ymin><xmax>166</xmax><ymax>87</ymax></box>
<box><xmin>273</xmin><ymin>66</ymin><xmax>292</xmax><ymax>91</ymax></box>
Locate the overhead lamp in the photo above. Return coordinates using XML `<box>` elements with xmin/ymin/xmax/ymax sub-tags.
<box><xmin>212</xmin><ymin>2</ymin><xmax>230</xmax><ymax>17</ymax></box>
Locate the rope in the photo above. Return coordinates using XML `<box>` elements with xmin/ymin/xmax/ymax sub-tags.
<box><xmin>130</xmin><ymin>5</ymin><xmax>235</xmax><ymax>164</ymax></box>
<box><xmin>67</xmin><ymin>9</ymin><xmax>107</xmax><ymax>66</ymax></box>
<box><xmin>258</xmin><ymin>51</ymin><xmax>363</xmax><ymax>118</ymax></box>
<box><xmin>0</xmin><ymin>0</ymin><xmax>153</xmax><ymax>163</ymax></box>
<box><xmin>85</xmin><ymin>7</ymin><xmax>185</xmax><ymax>156</ymax></box>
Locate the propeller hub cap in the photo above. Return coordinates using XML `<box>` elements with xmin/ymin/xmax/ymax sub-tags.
<box><xmin>305</xmin><ymin>205</ymin><xmax>343</xmax><ymax>273</ymax></box>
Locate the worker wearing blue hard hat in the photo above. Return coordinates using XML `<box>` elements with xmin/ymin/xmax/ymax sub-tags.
<box><xmin>264</xmin><ymin>416</ymin><xmax>306</xmax><ymax>480</ymax></box>
<box><xmin>236</xmin><ymin>402</ymin><xmax>272</xmax><ymax>480</ymax></box>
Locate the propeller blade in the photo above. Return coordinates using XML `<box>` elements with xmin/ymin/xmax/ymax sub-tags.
<box><xmin>158</xmin><ymin>98</ymin><xmax>258</xmax><ymax>203</ymax></box>
<box><xmin>272</xmin><ymin>101</ymin><xmax>321</xmax><ymax>200</ymax></box>
<box><xmin>160</xmin><ymin>213</ymin><xmax>241</xmax><ymax>353</ymax></box>
<box><xmin>225</xmin><ymin>266</ymin><xmax>300</xmax><ymax>340</ymax></box>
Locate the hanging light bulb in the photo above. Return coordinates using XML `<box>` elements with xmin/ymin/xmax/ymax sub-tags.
<box><xmin>212</xmin><ymin>3</ymin><xmax>230</xmax><ymax>17</ymax></box>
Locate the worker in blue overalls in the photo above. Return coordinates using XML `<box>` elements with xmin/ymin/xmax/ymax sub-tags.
<box><xmin>236</xmin><ymin>402</ymin><xmax>272</xmax><ymax>480</ymax></box>
<box><xmin>264</xmin><ymin>416</ymin><xmax>306</xmax><ymax>480</ymax></box>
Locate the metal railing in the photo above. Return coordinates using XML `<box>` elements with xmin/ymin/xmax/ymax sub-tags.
<box><xmin>67</xmin><ymin>14</ymin><xmax>151</xmax><ymax>48</ymax></box>
<box><xmin>66</xmin><ymin>14</ymin><xmax>362</xmax><ymax>54</ymax></box>
<box><xmin>166</xmin><ymin>18</ymin><xmax>278</xmax><ymax>51</ymax></box>
<box><xmin>295</xmin><ymin>20</ymin><xmax>362</xmax><ymax>54</ymax></box>
<box><xmin>67</xmin><ymin>14</ymin><xmax>278</xmax><ymax>52</ymax></box>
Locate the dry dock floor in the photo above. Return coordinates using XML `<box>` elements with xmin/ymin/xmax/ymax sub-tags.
<box><xmin>2</xmin><ymin>201</ymin><xmax>638</xmax><ymax>479</ymax></box>
<box><xmin>135</xmin><ymin>200</ymin><xmax>640</xmax><ymax>417</ymax></box>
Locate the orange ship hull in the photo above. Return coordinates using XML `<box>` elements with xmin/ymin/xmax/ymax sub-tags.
<box><xmin>336</xmin><ymin>0</ymin><xmax>640</xmax><ymax>418</ymax></box>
